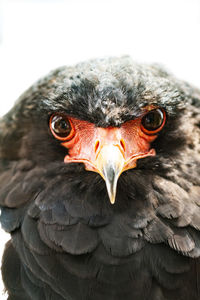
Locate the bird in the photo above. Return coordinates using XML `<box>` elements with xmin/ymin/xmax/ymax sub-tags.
<box><xmin>0</xmin><ymin>56</ymin><xmax>200</xmax><ymax>300</ymax></box>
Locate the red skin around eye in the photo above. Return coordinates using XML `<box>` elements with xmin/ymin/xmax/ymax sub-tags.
<box><xmin>60</xmin><ymin>113</ymin><xmax>164</xmax><ymax>172</ymax></box>
<box><xmin>140</xmin><ymin>108</ymin><xmax>166</xmax><ymax>135</ymax></box>
<box><xmin>49</xmin><ymin>106</ymin><xmax>166</xmax><ymax>172</ymax></box>
<box><xmin>49</xmin><ymin>115</ymin><xmax>75</xmax><ymax>141</ymax></box>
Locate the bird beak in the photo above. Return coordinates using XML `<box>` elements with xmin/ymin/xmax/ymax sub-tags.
<box><xmin>84</xmin><ymin>135</ymin><xmax>155</xmax><ymax>204</ymax></box>
<box><xmin>63</xmin><ymin>125</ymin><xmax>156</xmax><ymax>204</ymax></box>
<box><xmin>94</xmin><ymin>145</ymin><xmax>126</xmax><ymax>204</ymax></box>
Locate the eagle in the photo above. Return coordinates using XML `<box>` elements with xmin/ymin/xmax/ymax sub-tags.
<box><xmin>0</xmin><ymin>56</ymin><xmax>200</xmax><ymax>300</ymax></box>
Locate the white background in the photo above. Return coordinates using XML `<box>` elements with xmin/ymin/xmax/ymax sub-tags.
<box><xmin>0</xmin><ymin>0</ymin><xmax>200</xmax><ymax>298</ymax></box>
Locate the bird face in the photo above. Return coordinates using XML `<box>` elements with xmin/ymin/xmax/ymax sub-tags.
<box><xmin>49</xmin><ymin>107</ymin><xmax>166</xmax><ymax>203</ymax></box>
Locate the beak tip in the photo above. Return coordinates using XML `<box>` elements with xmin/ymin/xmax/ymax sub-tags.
<box><xmin>106</xmin><ymin>181</ymin><xmax>117</xmax><ymax>204</ymax></box>
<box><xmin>110</xmin><ymin>198</ymin><xmax>116</xmax><ymax>205</ymax></box>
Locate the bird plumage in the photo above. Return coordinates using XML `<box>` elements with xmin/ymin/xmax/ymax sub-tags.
<box><xmin>0</xmin><ymin>56</ymin><xmax>200</xmax><ymax>300</ymax></box>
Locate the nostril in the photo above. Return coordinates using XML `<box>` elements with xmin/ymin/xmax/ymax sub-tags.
<box><xmin>120</xmin><ymin>139</ymin><xmax>126</xmax><ymax>152</ymax></box>
<box><xmin>94</xmin><ymin>140</ymin><xmax>100</xmax><ymax>153</ymax></box>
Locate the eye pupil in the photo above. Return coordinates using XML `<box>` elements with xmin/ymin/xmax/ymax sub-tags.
<box><xmin>51</xmin><ymin>115</ymin><xmax>72</xmax><ymax>138</ymax></box>
<box><xmin>55</xmin><ymin>119</ymin><xmax>69</xmax><ymax>132</ymax></box>
<box><xmin>141</xmin><ymin>109</ymin><xmax>164</xmax><ymax>133</ymax></box>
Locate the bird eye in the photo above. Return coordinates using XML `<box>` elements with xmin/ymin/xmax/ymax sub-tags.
<box><xmin>141</xmin><ymin>108</ymin><xmax>166</xmax><ymax>135</ymax></box>
<box><xmin>49</xmin><ymin>114</ymin><xmax>75</xmax><ymax>141</ymax></box>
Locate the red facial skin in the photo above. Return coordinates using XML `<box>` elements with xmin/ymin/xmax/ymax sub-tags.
<box><xmin>49</xmin><ymin>107</ymin><xmax>166</xmax><ymax>174</ymax></box>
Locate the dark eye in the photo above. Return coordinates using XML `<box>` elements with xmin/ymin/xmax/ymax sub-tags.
<box><xmin>49</xmin><ymin>114</ymin><xmax>75</xmax><ymax>141</ymax></box>
<box><xmin>141</xmin><ymin>108</ymin><xmax>166</xmax><ymax>135</ymax></box>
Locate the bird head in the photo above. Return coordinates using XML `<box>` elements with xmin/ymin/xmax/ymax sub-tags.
<box><xmin>0</xmin><ymin>56</ymin><xmax>198</xmax><ymax>211</ymax></box>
